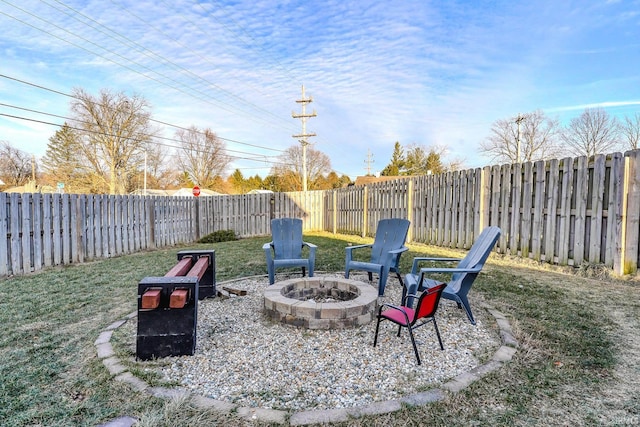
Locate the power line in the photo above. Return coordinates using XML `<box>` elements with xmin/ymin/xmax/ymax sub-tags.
<box><xmin>0</xmin><ymin>110</ymin><xmax>287</xmax><ymax>166</ymax></box>
<box><xmin>0</xmin><ymin>73</ymin><xmax>285</xmax><ymax>152</ymax></box>
<box><xmin>0</xmin><ymin>2</ymin><xmax>298</xmax><ymax>132</ymax></box>
<box><xmin>43</xmin><ymin>0</ymin><xmax>297</xmax><ymax>130</ymax></box>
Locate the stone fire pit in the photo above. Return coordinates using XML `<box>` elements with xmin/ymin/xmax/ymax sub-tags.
<box><xmin>263</xmin><ymin>276</ymin><xmax>378</xmax><ymax>329</ymax></box>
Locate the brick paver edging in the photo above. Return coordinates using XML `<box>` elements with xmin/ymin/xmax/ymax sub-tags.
<box><xmin>95</xmin><ymin>285</ymin><xmax>518</xmax><ymax>427</ymax></box>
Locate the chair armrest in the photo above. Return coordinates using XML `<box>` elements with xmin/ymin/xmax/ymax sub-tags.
<box><xmin>303</xmin><ymin>241</ymin><xmax>317</xmax><ymax>258</ymax></box>
<box><xmin>389</xmin><ymin>246</ymin><xmax>409</xmax><ymax>255</ymax></box>
<box><xmin>345</xmin><ymin>244</ymin><xmax>372</xmax><ymax>263</ymax></box>
<box><xmin>263</xmin><ymin>242</ymin><xmax>274</xmax><ymax>263</ymax></box>
<box><xmin>345</xmin><ymin>244</ymin><xmax>372</xmax><ymax>252</ymax></box>
<box><xmin>410</xmin><ymin>256</ymin><xmax>462</xmax><ymax>274</ymax></box>
<box><xmin>418</xmin><ymin>266</ymin><xmax>481</xmax><ymax>275</ymax></box>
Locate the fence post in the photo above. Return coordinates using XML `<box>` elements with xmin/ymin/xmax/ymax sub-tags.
<box><xmin>0</xmin><ymin>193</ymin><xmax>7</xmax><ymax>276</ymax></box>
<box><xmin>332</xmin><ymin>190</ymin><xmax>337</xmax><ymax>234</ymax></box>
<box><xmin>194</xmin><ymin>197</ymin><xmax>200</xmax><ymax>241</ymax></box>
<box><xmin>621</xmin><ymin>150</ymin><xmax>640</xmax><ymax>274</ymax></box>
<box><xmin>406</xmin><ymin>179</ymin><xmax>414</xmax><ymax>243</ymax></box>
<box><xmin>362</xmin><ymin>186</ymin><xmax>368</xmax><ymax>238</ymax></box>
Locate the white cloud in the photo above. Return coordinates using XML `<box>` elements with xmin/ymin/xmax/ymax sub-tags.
<box><xmin>0</xmin><ymin>0</ymin><xmax>639</xmax><ymax>178</ymax></box>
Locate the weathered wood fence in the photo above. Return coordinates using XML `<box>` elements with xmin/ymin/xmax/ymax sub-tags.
<box><xmin>2</xmin><ymin>150</ymin><xmax>639</xmax><ymax>278</ymax></box>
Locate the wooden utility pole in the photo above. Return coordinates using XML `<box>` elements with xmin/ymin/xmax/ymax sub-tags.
<box><xmin>292</xmin><ymin>85</ymin><xmax>317</xmax><ymax>192</ymax></box>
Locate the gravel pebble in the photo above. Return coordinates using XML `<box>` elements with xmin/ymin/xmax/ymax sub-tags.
<box><xmin>158</xmin><ymin>272</ymin><xmax>501</xmax><ymax>411</ymax></box>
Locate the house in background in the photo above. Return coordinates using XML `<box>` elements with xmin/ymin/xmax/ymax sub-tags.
<box><xmin>353</xmin><ymin>176</ymin><xmax>403</xmax><ymax>186</ymax></box>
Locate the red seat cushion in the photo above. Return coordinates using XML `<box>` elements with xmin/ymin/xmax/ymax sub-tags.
<box><xmin>381</xmin><ymin>307</ymin><xmax>416</xmax><ymax>326</ymax></box>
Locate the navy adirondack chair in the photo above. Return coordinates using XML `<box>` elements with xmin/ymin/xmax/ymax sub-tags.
<box><xmin>345</xmin><ymin>218</ymin><xmax>410</xmax><ymax>296</ymax></box>
<box><xmin>403</xmin><ymin>226</ymin><xmax>501</xmax><ymax>325</ymax></box>
<box><xmin>263</xmin><ymin>218</ymin><xmax>317</xmax><ymax>285</ymax></box>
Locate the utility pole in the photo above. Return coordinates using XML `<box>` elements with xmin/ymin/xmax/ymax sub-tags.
<box><xmin>364</xmin><ymin>149</ymin><xmax>375</xmax><ymax>175</ymax></box>
<box><xmin>292</xmin><ymin>85</ymin><xmax>317</xmax><ymax>192</ymax></box>
<box><xmin>515</xmin><ymin>113</ymin><xmax>525</xmax><ymax>163</ymax></box>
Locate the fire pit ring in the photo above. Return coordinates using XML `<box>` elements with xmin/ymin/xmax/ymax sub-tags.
<box><xmin>263</xmin><ymin>277</ymin><xmax>379</xmax><ymax>329</ymax></box>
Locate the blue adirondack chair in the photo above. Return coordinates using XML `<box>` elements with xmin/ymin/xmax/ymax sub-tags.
<box><xmin>345</xmin><ymin>218</ymin><xmax>410</xmax><ymax>296</ymax></box>
<box><xmin>263</xmin><ymin>218</ymin><xmax>317</xmax><ymax>285</ymax></box>
<box><xmin>403</xmin><ymin>226</ymin><xmax>501</xmax><ymax>325</ymax></box>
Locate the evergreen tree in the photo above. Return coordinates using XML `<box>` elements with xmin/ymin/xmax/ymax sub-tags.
<box><xmin>404</xmin><ymin>144</ymin><xmax>445</xmax><ymax>176</ymax></box>
<box><xmin>41</xmin><ymin>123</ymin><xmax>87</xmax><ymax>193</ymax></box>
<box><xmin>381</xmin><ymin>141</ymin><xmax>405</xmax><ymax>176</ymax></box>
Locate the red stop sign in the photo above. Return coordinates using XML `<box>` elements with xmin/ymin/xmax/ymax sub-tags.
<box><xmin>192</xmin><ymin>185</ymin><xmax>201</xmax><ymax>197</ymax></box>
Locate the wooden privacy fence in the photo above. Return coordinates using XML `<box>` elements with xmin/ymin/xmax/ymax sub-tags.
<box><xmin>2</xmin><ymin>150</ymin><xmax>640</xmax><ymax>277</ymax></box>
<box><xmin>0</xmin><ymin>191</ymin><xmax>325</xmax><ymax>277</ymax></box>
<box><xmin>324</xmin><ymin>150</ymin><xmax>640</xmax><ymax>276</ymax></box>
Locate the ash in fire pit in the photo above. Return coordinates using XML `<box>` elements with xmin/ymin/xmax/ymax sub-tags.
<box><xmin>263</xmin><ymin>277</ymin><xmax>378</xmax><ymax>329</ymax></box>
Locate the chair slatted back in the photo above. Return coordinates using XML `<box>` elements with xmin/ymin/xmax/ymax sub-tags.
<box><xmin>448</xmin><ymin>226</ymin><xmax>501</xmax><ymax>293</ymax></box>
<box><xmin>271</xmin><ymin>218</ymin><xmax>303</xmax><ymax>260</ymax></box>
<box><xmin>370</xmin><ymin>218</ymin><xmax>410</xmax><ymax>265</ymax></box>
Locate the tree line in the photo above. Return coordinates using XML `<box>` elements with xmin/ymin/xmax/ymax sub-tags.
<box><xmin>1</xmin><ymin>88</ymin><xmax>638</xmax><ymax>194</ymax></box>
<box><xmin>0</xmin><ymin>88</ymin><xmax>351</xmax><ymax>195</ymax></box>
<box><xmin>479</xmin><ymin>108</ymin><xmax>640</xmax><ymax>164</ymax></box>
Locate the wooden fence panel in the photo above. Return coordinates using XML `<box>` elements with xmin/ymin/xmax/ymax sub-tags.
<box><xmin>530</xmin><ymin>161</ymin><xmax>546</xmax><ymax>261</ymax></box>
<box><xmin>573</xmin><ymin>157</ymin><xmax>589</xmax><ymax>265</ymax></box>
<box><xmin>3</xmin><ymin>151</ymin><xmax>640</xmax><ymax>277</ymax></box>
<box><xmin>41</xmin><ymin>194</ymin><xmax>52</xmax><ymax>267</ymax></box>
<box><xmin>607</xmin><ymin>153</ymin><xmax>624</xmax><ymax>270</ymax></box>
<box><xmin>499</xmin><ymin>164</ymin><xmax>511</xmax><ymax>252</ymax></box>
<box><xmin>624</xmin><ymin>150</ymin><xmax>640</xmax><ymax>274</ymax></box>
<box><xmin>544</xmin><ymin>160</ymin><xmax>560</xmax><ymax>263</ymax></box>
<box><xmin>509</xmin><ymin>163</ymin><xmax>522</xmax><ymax>256</ymax></box>
<box><xmin>589</xmin><ymin>155</ymin><xmax>606</xmax><ymax>263</ymax></box>
<box><xmin>0</xmin><ymin>193</ymin><xmax>7</xmax><ymax>276</ymax></box>
<box><xmin>557</xmin><ymin>157</ymin><xmax>573</xmax><ymax>265</ymax></box>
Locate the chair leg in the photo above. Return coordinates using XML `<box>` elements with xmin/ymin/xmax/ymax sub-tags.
<box><xmin>432</xmin><ymin>318</ymin><xmax>444</xmax><ymax>350</ymax></box>
<box><xmin>373</xmin><ymin>316</ymin><xmax>383</xmax><ymax>347</ymax></box>
<box><xmin>407</xmin><ymin>325</ymin><xmax>421</xmax><ymax>365</ymax></box>
<box><xmin>268</xmin><ymin>267</ymin><xmax>275</xmax><ymax>285</ymax></box>
<box><xmin>458</xmin><ymin>295</ymin><xmax>476</xmax><ymax>325</ymax></box>
<box><xmin>302</xmin><ymin>267</ymin><xmax>306</xmax><ymax>278</ymax></box>
<box><xmin>368</xmin><ymin>272</ymin><xmax>373</xmax><ymax>282</ymax></box>
<box><xmin>395</xmin><ymin>271</ymin><xmax>404</xmax><ymax>288</ymax></box>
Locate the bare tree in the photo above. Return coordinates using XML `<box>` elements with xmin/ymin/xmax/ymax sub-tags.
<box><xmin>70</xmin><ymin>88</ymin><xmax>156</xmax><ymax>194</ymax></box>
<box><xmin>0</xmin><ymin>141</ymin><xmax>33</xmax><ymax>187</ymax></box>
<box><xmin>270</xmin><ymin>145</ymin><xmax>332</xmax><ymax>191</ymax></box>
<box><xmin>176</xmin><ymin>126</ymin><xmax>229</xmax><ymax>189</ymax></box>
<box><xmin>561</xmin><ymin>108</ymin><xmax>620</xmax><ymax>157</ymax></box>
<box><xmin>620</xmin><ymin>112</ymin><xmax>640</xmax><ymax>150</ymax></box>
<box><xmin>481</xmin><ymin>110</ymin><xmax>563</xmax><ymax>164</ymax></box>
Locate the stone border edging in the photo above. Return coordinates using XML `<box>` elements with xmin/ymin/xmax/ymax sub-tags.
<box><xmin>95</xmin><ymin>283</ymin><xmax>518</xmax><ymax>427</ymax></box>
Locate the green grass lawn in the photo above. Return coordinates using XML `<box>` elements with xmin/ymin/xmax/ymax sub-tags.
<box><xmin>1</xmin><ymin>232</ymin><xmax>638</xmax><ymax>426</ymax></box>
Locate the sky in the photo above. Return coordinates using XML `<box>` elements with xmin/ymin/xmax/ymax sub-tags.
<box><xmin>1</xmin><ymin>0</ymin><xmax>640</xmax><ymax>180</ymax></box>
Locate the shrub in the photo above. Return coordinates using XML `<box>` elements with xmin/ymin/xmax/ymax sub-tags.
<box><xmin>197</xmin><ymin>229</ymin><xmax>238</xmax><ymax>243</ymax></box>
